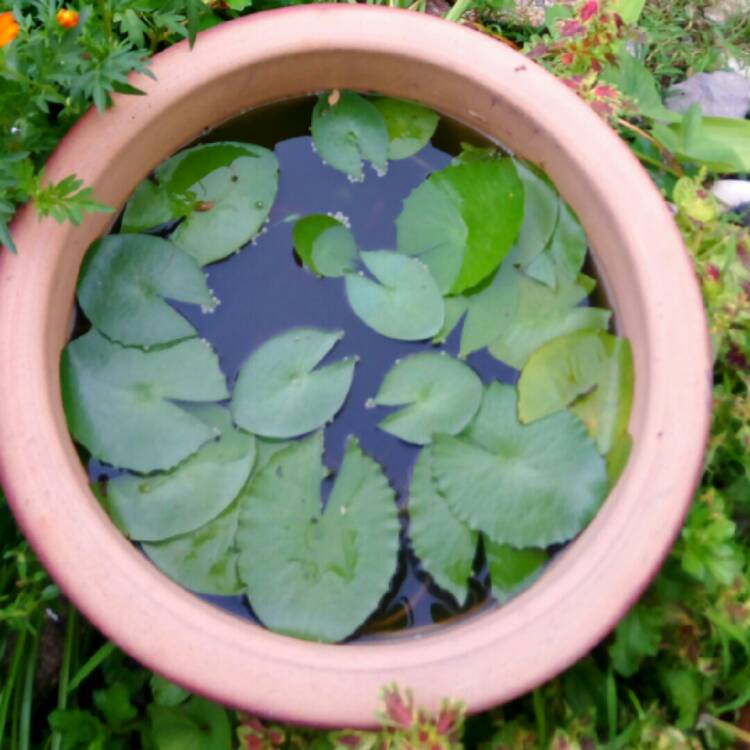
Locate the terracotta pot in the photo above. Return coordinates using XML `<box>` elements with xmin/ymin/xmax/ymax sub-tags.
<box><xmin>0</xmin><ymin>6</ymin><xmax>711</xmax><ymax>727</ymax></box>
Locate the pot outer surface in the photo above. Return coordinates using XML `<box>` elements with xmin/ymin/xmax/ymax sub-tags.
<box><xmin>0</xmin><ymin>6</ymin><xmax>712</xmax><ymax>728</ymax></box>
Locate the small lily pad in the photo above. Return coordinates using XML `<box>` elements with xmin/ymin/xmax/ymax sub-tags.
<box><xmin>236</xmin><ymin>433</ymin><xmax>399</xmax><ymax>642</ymax></box>
<box><xmin>396</xmin><ymin>158</ymin><xmax>524</xmax><ymax>294</ymax></box>
<box><xmin>77</xmin><ymin>234</ymin><xmax>215</xmax><ymax>348</ymax></box>
<box><xmin>373</xmin><ymin>353</ymin><xmax>482</xmax><ymax>445</ymax></box>
<box><xmin>517</xmin><ymin>330</ymin><xmax>634</xmax><ymax>453</ymax></box>
<box><xmin>345</xmin><ymin>251</ymin><xmax>444</xmax><ymax>340</ymax></box>
<box><xmin>122</xmin><ymin>142</ymin><xmax>279</xmax><ymax>266</ymax></box>
<box><xmin>408</xmin><ymin>447</ymin><xmax>477</xmax><ymax>604</ymax></box>
<box><xmin>311</xmin><ymin>92</ymin><xmax>389</xmax><ymax>181</ymax></box>
<box><xmin>433</xmin><ymin>297</ymin><xmax>468</xmax><ymax>344</ymax></box>
<box><xmin>484</xmin><ymin>537</ymin><xmax>548</xmax><ymax>603</ymax></box>
<box><xmin>432</xmin><ymin>383</ymin><xmax>608</xmax><ymax>548</ymax></box>
<box><xmin>107</xmin><ymin>406</ymin><xmax>255</xmax><ymax>542</ymax></box>
<box><xmin>292</xmin><ymin>214</ymin><xmax>342</xmax><ymax>275</ymax></box>
<box><xmin>231</xmin><ymin>328</ymin><xmax>356</xmax><ymax>438</ymax></box>
<box><xmin>312</xmin><ymin>225</ymin><xmax>358</xmax><ymax>277</ymax></box>
<box><xmin>61</xmin><ymin>330</ymin><xmax>228</xmax><ymax>473</ymax></box>
<box><xmin>142</xmin><ymin>438</ymin><xmax>291</xmax><ymax>596</ymax></box>
<box><xmin>371</xmin><ymin>97</ymin><xmax>440</xmax><ymax>160</ymax></box>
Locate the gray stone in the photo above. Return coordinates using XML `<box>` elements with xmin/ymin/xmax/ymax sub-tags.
<box><xmin>705</xmin><ymin>0</ymin><xmax>750</xmax><ymax>23</ymax></box>
<box><xmin>665</xmin><ymin>71</ymin><xmax>750</xmax><ymax>119</ymax></box>
<box><xmin>712</xmin><ymin>180</ymin><xmax>750</xmax><ymax>210</ymax></box>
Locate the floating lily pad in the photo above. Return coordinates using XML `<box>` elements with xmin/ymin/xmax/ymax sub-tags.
<box><xmin>61</xmin><ymin>330</ymin><xmax>228</xmax><ymax>473</ymax></box>
<box><xmin>231</xmin><ymin>328</ymin><xmax>356</xmax><ymax>438</ymax></box>
<box><xmin>292</xmin><ymin>214</ymin><xmax>357</xmax><ymax>276</ymax></box>
<box><xmin>236</xmin><ymin>433</ymin><xmax>399</xmax><ymax>642</ymax></box>
<box><xmin>122</xmin><ymin>142</ymin><xmax>279</xmax><ymax>266</ymax></box>
<box><xmin>432</xmin><ymin>383</ymin><xmax>608</xmax><ymax>547</ymax></box>
<box><xmin>77</xmin><ymin>234</ymin><xmax>215</xmax><ymax>348</ymax></box>
<box><xmin>311</xmin><ymin>92</ymin><xmax>389</xmax><ymax>181</ymax></box>
<box><xmin>142</xmin><ymin>438</ymin><xmax>290</xmax><ymax>596</ymax></box>
<box><xmin>484</xmin><ymin>537</ymin><xmax>548</xmax><ymax>603</ymax></box>
<box><xmin>107</xmin><ymin>406</ymin><xmax>255</xmax><ymax>542</ymax></box>
<box><xmin>607</xmin><ymin>431</ymin><xmax>633</xmax><ymax>488</ymax></box>
<box><xmin>486</xmin><ymin>273</ymin><xmax>610</xmax><ymax>369</ymax></box>
<box><xmin>371</xmin><ymin>97</ymin><xmax>440</xmax><ymax>160</ymax></box>
<box><xmin>396</xmin><ymin>158</ymin><xmax>524</xmax><ymax>294</ymax></box>
<box><xmin>518</xmin><ymin>330</ymin><xmax>634</xmax><ymax>453</ymax></box>
<box><xmin>408</xmin><ymin>447</ymin><xmax>477</xmax><ymax>604</ymax></box>
<box><xmin>312</xmin><ymin>225</ymin><xmax>358</xmax><ymax>277</ymax></box>
<box><xmin>373</xmin><ymin>353</ymin><xmax>482</xmax><ymax>445</ymax></box>
<box><xmin>524</xmin><ymin>200</ymin><xmax>587</xmax><ymax>288</ymax></box>
<box><xmin>433</xmin><ymin>297</ymin><xmax>468</xmax><ymax>344</ymax></box>
<box><xmin>395</xmin><ymin>180</ymin><xmax>467</xmax><ymax>293</ymax></box>
<box><xmin>345</xmin><ymin>251</ymin><xmax>444</xmax><ymax>340</ymax></box>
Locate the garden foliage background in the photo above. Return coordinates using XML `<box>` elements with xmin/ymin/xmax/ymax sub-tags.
<box><xmin>1</xmin><ymin>0</ymin><xmax>750</xmax><ymax>747</ymax></box>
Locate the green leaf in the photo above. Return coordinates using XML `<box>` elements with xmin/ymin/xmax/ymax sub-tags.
<box><xmin>373</xmin><ymin>353</ymin><xmax>482</xmax><ymax>445</ymax></box>
<box><xmin>293</xmin><ymin>215</ymin><xmax>358</xmax><ymax>277</ymax></box>
<box><xmin>311</xmin><ymin>92</ymin><xmax>389</xmax><ymax>181</ymax></box>
<box><xmin>93</xmin><ymin>683</ymin><xmax>137</xmax><ymax>729</ymax></box>
<box><xmin>607</xmin><ymin>431</ymin><xmax>632</xmax><ymax>488</ymax></box>
<box><xmin>77</xmin><ymin>233</ymin><xmax>215</xmax><ymax>347</ymax></box>
<box><xmin>48</xmin><ymin>709</ymin><xmax>106</xmax><ymax>748</ymax></box>
<box><xmin>408</xmin><ymin>447</ymin><xmax>477</xmax><ymax>604</ymax></box>
<box><xmin>659</xmin><ymin>669</ymin><xmax>702</xmax><ymax>729</ymax></box>
<box><xmin>610</xmin><ymin>0</ymin><xmax>646</xmax><ymax>22</ymax></box>
<box><xmin>433</xmin><ymin>296</ymin><xmax>468</xmax><ymax>344</ymax></box>
<box><xmin>511</xmin><ymin>160</ymin><xmax>560</xmax><ymax>269</ymax></box>
<box><xmin>143</xmin><ymin>438</ymin><xmax>290</xmax><ymax>596</ymax></box>
<box><xmin>518</xmin><ymin>330</ymin><xmax>634</xmax><ymax>453</ymax></box>
<box><xmin>484</xmin><ymin>537</ymin><xmax>547</xmax><ymax>603</ymax></box>
<box><xmin>292</xmin><ymin>213</ymin><xmax>342</xmax><ymax>275</ymax></box>
<box><xmin>107</xmin><ymin>406</ymin><xmax>255</xmax><ymax>541</ymax></box>
<box><xmin>525</xmin><ymin>200</ymin><xmax>587</xmax><ymax>288</ymax></box>
<box><xmin>371</xmin><ymin>97</ymin><xmax>439</xmax><ymax>160</ymax></box>
<box><xmin>602</xmin><ymin>51</ymin><xmax>681</xmax><ymax>122</ymax></box>
<box><xmin>122</xmin><ymin>142</ymin><xmax>279</xmax><ymax>265</ymax></box>
<box><xmin>432</xmin><ymin>383</ymin><xmax>608</xmax><ymax>547</ymax></box>
<box><xmin>345</xmin><ymin>251</ymin><xmax>444</xmax><ymax>340</ymax></box>
<box><xmin>150</xmin><ymin>675</ymin><xmax>190</xmax><ymax>707</ymax></box>
<box><xmin>395</xmin><ymin>179</ymin><xmax>467</xmax><ymax>293</ymax></box>
<box><xmin>61</xmin><ymin>331</ymin><xmax>228</xmax><ymax>473</ymax></box>
<box><xmin>231</xmin><ymin>328</ymin><xmax>356</xmax><ymax>438</ymax></box>
<box><xmin>312</xmin><ymin>225</ymin><xmax>358</xmax><ymax>278</ymax></box>
<box><xmin>236</xmin><ymin>434</ymin><xmax>399</xmax><ymax>642</ymax></box>
<box><xmin>608</xmin><ymin>603</ymin><xmax>664</xmax><ymax>677</ymax></box>
<box><xmin>486</xmin><ymin>273</ymin><xmax>610</xmax><ymax>369</ymax></box>
<box><xmin>149</xmin><ymin>697</ymin><xmax>232</xmax><ymax>750</ymax></box>
<box><xmin>396</xmin><ymin>158</ymin><xmax>524</xmax><ymax>293</ymax></box>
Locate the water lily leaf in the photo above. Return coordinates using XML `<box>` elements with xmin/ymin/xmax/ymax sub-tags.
<box><xmin>61</xmin><ymin>330</ymin><xmax>228</xmax><ymax>473</ymax></box>
<box><xmin>433</xmin><ymin>296</ymin><xmax>468</xmax><ymax>344</ymax></box>
<box><xmin>484</xmin><ymin>537</ymin><xmax>548</xmax><ymax>603</ymax></box>
<box><xmin>525</xmin><ymin>200</ymin><xmax>587</xmax><ymax>288</ymax></box>
<box><xmin>408</xmin><ymin>447</ymin><xmax>477</xmax><ymax>604</ymax></box>
<box><xmin>231</xmin><ymin>328</ymin><xmax>356</xmax><ymax>438</ymax></box>
<box><xmin>371</xmin><ymin>97</ymin><xmax>439</xmax><ymax>160</ymax></box>
<box><xmin>292</xmin><ymin>214</ymin><xmax>341</xmax><ymax>275</ymax></box>
<box><xmin>345</xmin><ymin>251</ymin><xmax>444</xmax><ymax>341</ymax></box>
<box><xmin>486</xmin><ymin>273</ymin><xmax>611</xmax><ymax>369</ymax></box>
<box><xmin>432</xmin><ymin>383</ymin><xmax>608</xmax><ymax>547</ymax></box>
<box><xmin>395</xmin><ymin>179</ymin><xmax>467</xmax><ymax>293</ymax></box>
<box><xmin>512</xmin><ymin>160</ymin><xmax>560</xmax><ymax>269</ymax></box>
<box><xmin>143</xmin><ymin>502</ymin><xmax>243</xmax><ymax>596</ymax></box>
<box><xmin>77</xmin><ymin>234</ymin><xmax>215</xmax><ymax>348</ymax></box>
<box><xmin>311</xmin><ymin>92</ymin><xmax>389</xmax><ymax>181</ymax></box>
<box><xmin>142</xmin><ymin>438</ymin><xmax>290</xmax><ymax>596</ymax></box>
<box><xmin>607</xmin><ymin>431</ymin><xmax>633</xmax><ymax>488</ymax></box>
<box><xmin>312</xmin><ymin>225</ymin><xmax>358</xmax><ymax>278</ymax></box>
<box><xmin>237</xmin><ymin>433</ymin><xmax>399</xmax><ymax>642</ymax></box>
<box><xmin>122</xmin><ymin>142</ymin><xmax>279</xmax><ymax>265</ymax></box>
<box><xmin>518</xmin><ymin>330</ymin><xmax>634</xmax><ymax>453</ymax></box>
<box><xmin>373</xmin><ymin>353</ymin><xmax>482</xmax><ymax>445</ymax></box>
<box><xmin>396</xmin><ymin>158</ymin><xmax>524</xmax><ymax>294</ymax></box>
<box><xmin>107</xmin><ymin>405</ymin><xmax>255</xmax><ymax>542</ymax></box>
<box><xmin>149</xmin><ymin>697</ymin><xmax>232</xmax><ymax>750</ymax></box>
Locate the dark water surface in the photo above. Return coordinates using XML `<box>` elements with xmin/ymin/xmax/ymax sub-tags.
<box><xmin>89</xmin><ymin>99</ymin><xmax>536</xmax><ymax>640</ymax></box>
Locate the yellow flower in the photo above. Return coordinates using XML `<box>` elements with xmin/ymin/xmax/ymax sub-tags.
<box><xmin>56</xmin><ymin>8</ymin><xmax>79</xmax><ymax>29</ymax></box>
<box><xmin>0</xmin><ymin>11</ymin><xmax>20</xmax><ymax>47</ymax></box>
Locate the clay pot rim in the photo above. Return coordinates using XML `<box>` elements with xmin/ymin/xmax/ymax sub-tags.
<box><xmin>0</xmin><ymin>6</ymin><xmax>711</xmax><ymax>728</ymax></box>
